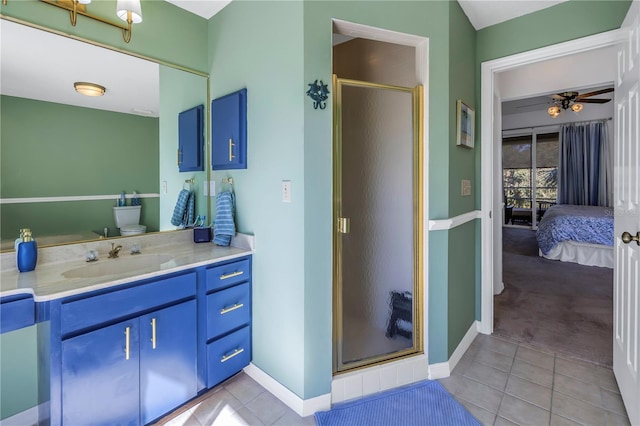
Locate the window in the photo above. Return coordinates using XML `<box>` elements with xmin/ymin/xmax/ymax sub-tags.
<box><xmin>503</xmin><ymin>132</ymin><xmax>559</xmax><ymax>226</ymax></box>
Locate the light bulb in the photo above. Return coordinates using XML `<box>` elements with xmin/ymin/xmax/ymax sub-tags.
<box><xmin>571</xmin><ymin>103</ymin><xmax>583</xmax><ymax>112</ymax></box>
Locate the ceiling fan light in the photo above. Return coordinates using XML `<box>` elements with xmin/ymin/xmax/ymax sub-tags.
<box><xmin>571</xmin><ymin>103</ymin><xmax>583</xmax><ymax>112</ymax></box>
<box><xmin>74</xmin><ymin>82</ymin><xmax>106</xmax><ymax>97</ymax></box>
<box><xmin>548</xmin><ymin>106</ymin><xmax>559</xmax><ymax>116</ymax></box>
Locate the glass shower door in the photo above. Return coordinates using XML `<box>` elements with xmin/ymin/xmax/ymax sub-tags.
<box><xmin>333</xmin><ymin>76</ymin><xmax>423</xmax><ymax>373</ymax></box>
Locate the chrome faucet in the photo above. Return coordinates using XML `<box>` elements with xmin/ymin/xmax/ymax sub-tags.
<box><xmin>108</xmin><ymin>242</ymin><xmax>123</xmax><ymax>258</ymax></box>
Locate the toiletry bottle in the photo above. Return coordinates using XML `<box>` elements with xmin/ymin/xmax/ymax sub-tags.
<box><xmin>17</xmin><ymin>229</ymin><xmax>37</xmax><ymax>272</ymax></box>
<box><xmin>132</xmin><ymin>191</ymin><xmax>141</xmax><ymax>206</ymax></box>
<box><xmin>14</xmin><ymin>228</ymin><xmax>25</xmax><ymax>250</ymax></box>
<box><xmin>119</xmin><ymin>191</ymin><xmax>126</xmax><ymax>207</ymax></box>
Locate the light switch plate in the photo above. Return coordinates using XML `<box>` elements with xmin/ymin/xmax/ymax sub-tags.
<box><xmin>282</xmin><ymin>180</ymin><xmax>292</xmax><ymax>203</ymax></box>
<box><xmin>461</xmin><ymin>179</ymin><xmax>472</xmax><ymax>196</ymax></box>
<box><xmin>204</xmin><ymin>180</ymin><xmax>215</xmax><ymax>196</ymax></box>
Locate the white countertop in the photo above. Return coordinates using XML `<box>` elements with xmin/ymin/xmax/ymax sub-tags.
<box><xmin>0</xmin><ymin>231</ymin><xmax>253</xmax><ymax>302</ymax></box>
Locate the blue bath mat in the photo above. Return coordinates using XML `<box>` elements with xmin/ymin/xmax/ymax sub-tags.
<box><xmin>315</xmin><ymin>380</ymin><xmax>480</xmax><ymax>426</ymax></box>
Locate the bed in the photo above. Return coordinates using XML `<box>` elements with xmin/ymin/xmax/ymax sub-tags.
<box><xmin>536</xmin><ymin>204</ymin><xmax>614</xmax><ymax>268</ymax></box>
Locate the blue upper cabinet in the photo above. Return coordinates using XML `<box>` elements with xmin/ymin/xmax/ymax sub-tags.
<box><xmin>211</xmin><ymin>89</ymin><xmax>247</xmax><ymax>170</ymax></box>
<box><xmin>178</xmin><ymin>104</ymin><xmax>204</xmax><ymax>172</ymax></box>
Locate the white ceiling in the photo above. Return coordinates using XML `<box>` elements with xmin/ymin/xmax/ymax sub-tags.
<box><xmin>457</xmin><ymin>0</ymin><xmax>569</xmax><ymax>30</ymax></box>
<box><xmin>165</xmin><ymin>0</ymin><xmax>568</xmax><ymax>30</ymax></box>
<box><xmin>164</xmin><ymin>0</ymin><xmax>231</xmax><ymax>19</ymax></box>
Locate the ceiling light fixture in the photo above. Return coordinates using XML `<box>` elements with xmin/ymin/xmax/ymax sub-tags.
<box><xmin>30</xmin><ymin>0</ymin><xmax>143</xmax><ymax>43</ymax></box>
<box><xmin>74</xmin><ymin>82</ymin><xmax>106</xmax><ymax>97</ymax></box>
<box><xmin>570</xmin><ymin>103</ymin><xmax>583</xmax><ymax>112</ymax></box>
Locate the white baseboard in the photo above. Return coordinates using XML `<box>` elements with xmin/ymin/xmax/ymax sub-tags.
<box><xmin>0</xmin><ymin>402</ymin><xmax>44</xmax><ymax>426</ymax></box>
<box><xmin>243</xmin><ymin>363</ymin><xmax>331</xmax><ymax>417</ymax></box>
<box><xmin>428</xmin><ymin>320</ymin><xmax>479</xmax><ymax>379</ymax></box>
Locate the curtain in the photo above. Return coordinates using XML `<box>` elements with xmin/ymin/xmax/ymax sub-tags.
<box><xmin>557</xmin><ymin>120</ymin><xmax>611</xmax><ymax>206</ymax></box>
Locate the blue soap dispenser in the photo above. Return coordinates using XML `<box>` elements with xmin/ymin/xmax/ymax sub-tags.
<box><xmin>17</xmin><ymin>228</ymin><xmax>37</xmax><ymax>272</ymax></box>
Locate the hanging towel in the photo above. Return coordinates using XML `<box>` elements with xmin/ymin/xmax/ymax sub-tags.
<box><xmin>171</xmin><ymin>189</ymin><xmax>196</xmax><ymax>227</ymax></box>
<box><xmin>213</xmin><ymin>191</ymin><xmax>235</xmax><ymax>246</ymax></box>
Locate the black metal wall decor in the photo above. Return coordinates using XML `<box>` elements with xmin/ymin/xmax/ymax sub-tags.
<box><xmin>306</xmin><ymin>80</ymin><xmax>329</xmax><ymax>110</ymax></box>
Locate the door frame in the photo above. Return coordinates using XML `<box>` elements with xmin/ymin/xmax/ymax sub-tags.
<box><xmin>479</xmin><ymin>29</ymin><xmax>626</xmax><ymax>334</ymax></box>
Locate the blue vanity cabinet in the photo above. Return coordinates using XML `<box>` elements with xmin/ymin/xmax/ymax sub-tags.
<box><xmin>51</xmin><ymin>271</ymin><xmax>198</xmax><ymax>425</ymax></box>
<box><xmin>178</xmin><ymin>104</ymin><xmax>204</xmax><ymax>172</ymax></box>
<box><xmin>204</xmin><ymin>256</ymin><xmax>252</xmax><ymax>388</ymax></box>
<box><xmin>61</xmin><ymin>317</ymin><xmax>141</xmax><ymax>425</ymax></box>
<box><xmin>211</xmin><ymin>89</ymin><xmax>247</xmax><ymax>170</ymax></box>
<box><xmin>140</xmin><ymin>300</ymin><xmax>197</xmax><ymax>425</ymax></box>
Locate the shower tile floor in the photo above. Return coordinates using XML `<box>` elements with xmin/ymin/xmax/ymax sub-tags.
<box><xmin>156</xmin><ymin>334</ymin><xmax>630</xmax><ymax>425</ymax></box>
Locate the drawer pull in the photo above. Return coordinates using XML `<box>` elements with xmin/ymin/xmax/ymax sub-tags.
<box><xmin>220</xmin><ymin>271</ymin><xmax>243</xmax><ymax>280</ymax></box>
<box><xmin>151</xmin><ymin>317</ymin><xmax>157</xmax><ymax>349</ymax></box>
<box><xmin>124</xmin><ymin>326</ymin><xmax>131</xmax><ymax>360</ymax></box>
<box><xmin>221</xmin><ymin>348</ymin><xmax>244</xmax><ymax>363</ymax></box>
<box><xmin>220</xmin><ymin>303</ymin><xmax>244</xmax><ymax>315</ymax></box>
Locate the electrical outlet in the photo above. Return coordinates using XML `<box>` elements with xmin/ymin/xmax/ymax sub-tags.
<box><xmin>461</xmin><ymin>179</ymin><xmax>472</xmax><ymax>196</ymax></box>
<box><xmin>282</xmin><ymin>180</ymin><xmax>292</xmax><ymax>203</ymax></box>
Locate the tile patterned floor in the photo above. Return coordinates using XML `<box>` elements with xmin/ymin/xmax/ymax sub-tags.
<box><xmin>156</xmin><ymin>333</ymin><xmax>630</xmax><ymax>426</ymax></box>
<box><xmin>439</xmin><ymin>334</ymin><xmax>631</xmax><ymax>426</ymax></box>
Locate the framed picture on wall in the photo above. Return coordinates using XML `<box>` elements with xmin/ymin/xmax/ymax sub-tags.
<box><xmin>456</xmin><ymin>100</ymin><xmax>475</xmax><ymax>148</ymax></box>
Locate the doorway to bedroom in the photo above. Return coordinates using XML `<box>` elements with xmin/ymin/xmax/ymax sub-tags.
<box><xmin>490</xmin><ymin>49</ymin><xmax>616</xmax><ymax>367</ymax></box>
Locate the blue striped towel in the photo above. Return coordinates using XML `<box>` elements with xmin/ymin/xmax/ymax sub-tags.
<box><xmin>213</xmin><ymin>191</ymin><xmax>235</xmax><ymax>246</ymax></box>
<box><xmin>171</xmin><ymin>189</ymin><xmax>196</xmax><ymax>227</ymax></box>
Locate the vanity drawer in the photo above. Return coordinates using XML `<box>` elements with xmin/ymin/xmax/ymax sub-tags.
<box><xmin>207</xmin><ymin>282</ymin><xmax>250</xmax><ymax>340</ymax></box>
<box><xmin>207</xmin><ymin>325</ymin><xmax>250</xmax><ymax>387</ymax></box>
<box><xmin>1</xmin><ymin>295</ymin><xmax>35</xmax><ymax>333</ymax></box>
<box><xmin>61</xmin><ymin>272</ymin><xmax>196</xmax><ymax>335</ymax></box>
<box><xmin>206</xmin><ymin>258</ymin><xmax>250</xmax><ymax>292</ymax></box>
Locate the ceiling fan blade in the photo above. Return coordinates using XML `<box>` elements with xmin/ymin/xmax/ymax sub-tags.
<box><xmin>576</xmin><ymin>87</ymin><xmax>614</xmax><ymax>99</ymax></box>
<box><xmin>551</xmin><ymin>94</ymin><xmax>566</xmax><ymax>100</ymax></box>
<box><xmin>578</xmin><ymin>98</ymin><xmax>611</xmax><ymax>104</ymax></box>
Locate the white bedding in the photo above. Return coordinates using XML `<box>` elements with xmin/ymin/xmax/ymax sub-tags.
<box><xmin>539</xmin><ymin>239</ymin><xmax>613</xmax><ymax>268</ymax></box>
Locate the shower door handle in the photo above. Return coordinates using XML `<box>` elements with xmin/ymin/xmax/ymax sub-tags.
<box><xmin>338</xmin><ymin>217</ymin><xmax>350</xmax><ymax>234</ymax></box>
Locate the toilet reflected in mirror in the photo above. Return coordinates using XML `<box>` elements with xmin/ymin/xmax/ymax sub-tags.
<box><xmin>113</xmin><ymin>206</ymin><xmax>146</xmax><ymax>236</ymax></box>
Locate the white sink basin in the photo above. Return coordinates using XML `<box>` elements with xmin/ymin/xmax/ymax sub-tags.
<box><xmin>62</xmin><ymin>254</ymin><xmax>174</xmax><ymax>279</ymax></box>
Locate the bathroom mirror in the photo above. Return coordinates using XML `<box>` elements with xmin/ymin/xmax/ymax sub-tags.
<box><xmin>0</xmin><ymin>19</ymin><xmax>209</xmax><ymax>251</ymax></box>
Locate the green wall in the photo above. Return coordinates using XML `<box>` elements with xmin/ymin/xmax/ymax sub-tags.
<box><xmin>0</xmin><ymin>326</ymin><xmax>38</xmax><ymax>419</ymax></box>
<box><xmin>208</xmin><ymin>0</ymin><xmax>307</xmax><ymax>397</ymax></box>
<box><xmin>0</xmin><ymin>95</ymin><xmax>160</xmax><ymax>241</ymax></box>
<box><xmin>476</xmin><ymin>0</ymin><xmax>631</xmax><ymax>63</ymax></box>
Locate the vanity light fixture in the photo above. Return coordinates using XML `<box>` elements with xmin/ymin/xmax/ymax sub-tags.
<box><xmin>74</xmin><ymin>82</ymin><xmax>106</xmax><ymax>97</ymax></box>
<box><xmin>33</xmin><ymin>0</ymin><xmax>143</xmax><ymax>43</ymax></box>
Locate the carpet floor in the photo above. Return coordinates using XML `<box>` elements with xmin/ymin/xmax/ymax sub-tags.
<box><xmin>495</xmin><ymin>227</ymin><xmax>614</xmax><ymax>367</ymax></box>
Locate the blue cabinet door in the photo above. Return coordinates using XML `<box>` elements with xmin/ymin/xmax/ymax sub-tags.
<box><xmin>211</xmin><ymin>89</ymin><xmax>247</xmax><ymax>170</ymax></box>
<box><xmin>179</xmin><ymin>105</ymin><xmax>204</xmax><ymax>172</ymax></box>
<box><xmin>62</xmin><ymin>318</ymin><xmax>140</xmax><ymax>425</ymax></box>
<box><xmin>140</xmin><ymin>300</ymin><xmax>198</xmax><ymax>425</ymax></box>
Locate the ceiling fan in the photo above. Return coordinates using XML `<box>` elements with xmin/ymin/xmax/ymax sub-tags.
<box><xmin>547</xmin><ymin>87</ymin><xmax>614</xmax><ymax>117</ymax></box>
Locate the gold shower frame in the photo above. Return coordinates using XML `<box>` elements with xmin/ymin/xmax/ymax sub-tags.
<box><xmin>332</xmin><ymin>75</ymin><xmax>424</xmax><ymax>374</ymax></box>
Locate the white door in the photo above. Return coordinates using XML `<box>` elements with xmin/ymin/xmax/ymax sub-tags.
<box><xmin>493</xmin><ymin>91</ymin><xmax>504</xmax><ymax>296</ymax></box>
<box><xmin>614</xmin><ymin>0</ymin><xmax>640</xmax><ymax>423</ymax></box>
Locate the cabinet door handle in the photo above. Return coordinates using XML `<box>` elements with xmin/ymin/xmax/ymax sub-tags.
<box><xmin>151</xmin><ymin>317</ymin><xmax>157</xmax><ymax>349</ymax></box>
<box><xmin>229</xmin><ymin>138</ymin><xmax>235</xmax><ymax>162</ymax></box>
<box><xmin>220</xmin><ymin>271</ymin><xmax>243</xmax><ymax>280</ymax></box>
<box><xmin>220</xmin><ymin>303</ymin><xmax>244</xmax><ymax>315</ymax></box>
<box><xmin>221</xmin><ymin>348</ymin><xmax>244</xmax><ymax>363</ymax></box>
<box><xmin>124</xmin><ymin>326</ymin><xmax>131</xmax><ymax>360</ymax></box>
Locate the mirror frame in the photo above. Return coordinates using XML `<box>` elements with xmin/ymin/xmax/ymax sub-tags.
<box><xmin>0</xmin><ymin>15</ymin><xmax>211</xmax><ymax>252</ymax></box>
